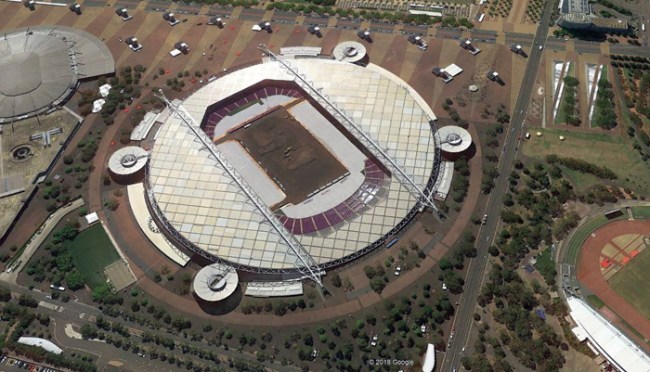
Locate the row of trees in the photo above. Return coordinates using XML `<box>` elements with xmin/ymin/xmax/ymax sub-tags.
<box><xmin>450</xmin><ymin>158</ymin><xmax>470</xmax><ymax>203</ymax></box>
<box><xmin>559</xmin><ymin>76</ymin><xmax>581</xmax><ymax>126</ymax></box>
<box><xmin>592</xmin><ymin>79</ymin><xmax>617</xmax><ymax>129</ymax></box>
<box><xmin>546</xmin><ymin>154</ymin><xmax>617</xmax><ymax>179</ymax></box>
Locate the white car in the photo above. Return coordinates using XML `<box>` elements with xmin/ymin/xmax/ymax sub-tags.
<box><xmin>538</xmin><ymin>45</ymin><xmax>543</xmax><ymax>50</ymax></box>
<box><xmin>394</xmin><ymin>266</ymin><xmax>402</xmax><ymax>276</ymax></box>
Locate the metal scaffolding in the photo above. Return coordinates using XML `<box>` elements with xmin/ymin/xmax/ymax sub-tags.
<box><xmin>156</xmin><ymin>90</ymin><xmax>324</xmax><ymax>287</ymax></box>
<box><xmin>258</xmin><ymin>44</ymin><xmax>441</xmax><ymax>217</ymax></box>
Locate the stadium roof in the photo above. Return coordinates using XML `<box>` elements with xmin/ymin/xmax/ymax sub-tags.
<box><xmin>0</xmin><ymin>26</ymin><xmax>114</xmax><ymax>123</ymax></box>
<box><xmin>567</xmin><ymin>297</ymin><xmax>650</xmax><ymax>372</ymax></box>
<box><xmin>147</xmin><ymin>59</ymin><xmax>444</xmax><ymax>271</ymax></box>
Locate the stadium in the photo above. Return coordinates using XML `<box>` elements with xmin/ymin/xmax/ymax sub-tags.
<box><xmin>144</xmin><ymin>47</ymin><xmax>453</xmax><ymax>285</ymax></box>
<box><xmin>0</xmin><ymin>25</ymin><xmax>114</xmax><ymax>124</ymax></box>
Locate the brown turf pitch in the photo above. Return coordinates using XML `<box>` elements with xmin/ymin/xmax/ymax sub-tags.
<box><xmin>220</xmin><ymin>103</ymin><xmax>348</xmax><ymax>206</ymax></box>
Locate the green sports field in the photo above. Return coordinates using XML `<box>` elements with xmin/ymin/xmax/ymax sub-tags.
<box><xmin>67</xmin><ymin>224</ymin><xmax>121</xmax><ymax>288</ymax></box>
<box><xmin>631</xmin><ymin>206</ymin><xmax>650</xmax><ymax>219</ymax></box>
<box><xmin>608</xmin><ymin>248</ymin><xmax>650</xmax><ymax>320</ymax></box>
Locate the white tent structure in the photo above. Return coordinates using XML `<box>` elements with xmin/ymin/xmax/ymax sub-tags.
<box><xmin>422</xmin><ymin>343</ymin><xmax>435</xmax><ymax>372</ymax></box>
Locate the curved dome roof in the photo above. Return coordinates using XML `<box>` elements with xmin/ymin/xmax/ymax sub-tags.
<box><xmin>0</xmin><ymin>26</ymin><xmax>114</xmax><ymax>123</ymax></box>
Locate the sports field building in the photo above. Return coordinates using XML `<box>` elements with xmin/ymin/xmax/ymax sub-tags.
<box><xmin>142</xmin><ymin>50</ymin><xmax>454</xmax><ymax>286</ymax></box>
<box><xmin>567</xmin><ymin>297</ymin><xmax>650</xmax><ymax>371</ymax></box>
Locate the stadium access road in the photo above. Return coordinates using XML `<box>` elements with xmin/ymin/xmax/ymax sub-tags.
<box><xmin>441</xmin><ymin>0</ymin><xmax>557</xmax><ymax>369</ymax></box>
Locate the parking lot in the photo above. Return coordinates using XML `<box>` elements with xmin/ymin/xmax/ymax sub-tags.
<box><xmin>0</xmin><ymin>356</ymin><xmax>59</xmax><ymax>372</ymax></box>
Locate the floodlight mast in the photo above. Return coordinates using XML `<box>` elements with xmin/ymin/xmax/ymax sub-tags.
<box><xmin>258</xmin><ymin>44</ymin><xmax>441</xmax><ymax>219</ymax></box>
<box><xmin>156</xmin><ymin>90</ymin><xmax>324</xmax><ymax>288</ymax></box>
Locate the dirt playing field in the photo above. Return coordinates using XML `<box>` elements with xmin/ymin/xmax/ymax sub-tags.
<box><xmin>217</xmin><ymin>103</ymin><xmax>348</xmax><ymax>206</ymax></box>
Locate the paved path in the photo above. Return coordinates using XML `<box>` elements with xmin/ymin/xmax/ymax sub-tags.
<box><xmin>0</xmin><ymin>198</ymin><xmax>85</xmax><ymax>284</ymax></box>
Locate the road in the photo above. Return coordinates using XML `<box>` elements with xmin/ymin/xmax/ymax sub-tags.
<box><xmin>440</xmin><ymin>0</ymin><xmax>557</xmax><ymax>370</ymax></box>
<box><xmin>0</xmin><ymin>281</ymin><xmax>299</xmax><ymax>372</ymax></box>
<box><xmin>81</xmin><ymin>1</ymin><xmax>650</xmax><ymax>58</ymax></box>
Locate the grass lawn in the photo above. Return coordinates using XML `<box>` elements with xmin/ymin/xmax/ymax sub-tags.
<box><xmin>67</xmin><ymin>224</ymin><xmax>120</xmax><ymax>288</ymax></box>
<box><xmin>631</xmin><ymin>206</ymin><xmax>650</xmax><ymax>219</ymax></box>
<box><xmin>534</xmin><ymin>248</ymin><xmax>555</xmax><ymax>280</ymax></box>
<box><xmin>587</xmin><ymin>294</ymin><xmax>605</xmax><ymax>309</ymax></box>
<box><xmin>608</xmin><ymin>248</ymin><xmax>650</xmax><ymax>320</ymax></box>
<box><xmin>565</xmin><ymin>215</ymin><xmax>609</xmax><ymax>265</ymax></box>
<box><xmin>557</xmin><ymin>165</ymin><xmax>600</xmax><ymax>191</ymax></box>
<box><xmin>522</xmin><ymin>128</ymin><xmax>650</xmax><ymax>195</ymax></box>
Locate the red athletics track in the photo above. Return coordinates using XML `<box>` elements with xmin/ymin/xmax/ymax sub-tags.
<box><xmin>577</xmin><ymin>219</ymin><xmax>650</xmax><ymax>348</ymax></box>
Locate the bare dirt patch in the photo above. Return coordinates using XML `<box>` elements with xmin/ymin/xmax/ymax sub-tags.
<box><xmin>218</xmin><ymin>104</ymin><xmax>348</xmax><ymax>206</ymax></box>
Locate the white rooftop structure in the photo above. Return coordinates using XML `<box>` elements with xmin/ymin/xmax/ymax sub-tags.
<box><xmin>438</xmin><ymin>125</ymin><xmax>472</xmax><ymax>154</ymax></box>
<box><xmin>131</xmin><ymin>111</ymin><xmax>159</xmax><ymax>141</ymax></box>
<box><xmin>279</xmin><ymin>46</ymin><xmax>322</xmax><ymax>58</ymax></box>
<box><xmin>18</xmin><ymin>337</ymin><xmax>63</xmax><ymax>354</ymax></box>
<box><xmin>92</xmin><ymin>99</ymin><xmax>105</xmax><ymax>113</ymax></box>
<box><xmin>146</xmin><ymin>58</ymin><xmax>446</xmax><ymax>272</ymax></box>
<box><xmin>442</xmin><ymin>64</ymin><xmax>463</xmax><ymax>77</ymax></box>
<box><xmin>108</xmin><ymin>146</ymin><xmax>149</xmax><ymax>176</ymax></box>
<box><xmin>99</xmin><ymin>83</ymin><xmax>112</xmax><ymax>98</ymax></box>
<box><xmin>84</xmin><ymin>212</ymin><xmax>99</xmax><ymax>225</ymax></box>
<box><xmin>245</xmin><ymin>281</ymin><xmax>304</xmax><ymax>297</ymax></box>
<box><xmin>422</xmin><ymin>343</ymin><xmax>436</xmax><ymax>372</ymax></box>
<box><xmin>567</xmin><ymin>297</ymin><xmax>650</xmax><ymax>372</ymax></box>
<box><xmin>193</xmin><ymin>263</ymin><xmax>239</xmax><ymax>302</ymax></box>
<box><xmin>332</xmin><ymin>41</ymin><xmax>367</xmax><ymax>63</ymax></box>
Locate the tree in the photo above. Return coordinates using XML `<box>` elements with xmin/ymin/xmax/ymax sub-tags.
<box><xmin>18</xmin><ymin>294</ymin><xmax>38</xmax><ymax>308</ymax></box>
<box><xmin>370</xmin><ymin>277</ymin><xmax>386</xmax><ymax>294</ymax></box>
<box><xmin>438</xmin><ymin>258</ymin><xmax>453</xmax><ymax>271</ymax></box>
<box><xmin>92</xmin><ymin>283</ymin><xmax>115</xmax><ymax>303</ymax></box>
<box><xmin>500</xmin><ymin>210</ymin><xmax>523</xmax><ymax>224</ymax></box>
<box><xmin>331</xmin><ymin>274</ymin><xmax>342</xmax><ymax>288</ymax></box>
<box><xmin>80</xmin><ymin>324</ymin><xmax>98</xmax><ymax>340</ymax></box>
<box><xmin>65</xmin><ymin>271</ymin><xmax>85</xmax><ymax>291</ymax></box>
<box><xmin>0</xmin><ymin>286</ymin><xmax>11</xmax><ymax>302</ymax></box>
<box><xmin>363</xmin><ymin>266</ymin><xmax>377</xmax><ymax>279</ymax></box>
